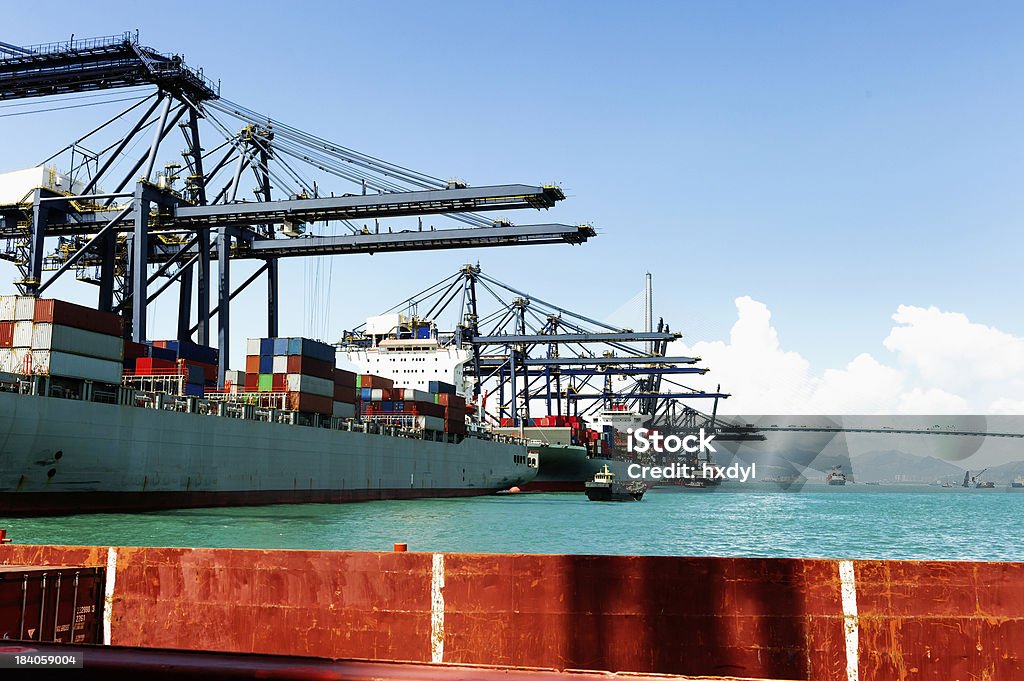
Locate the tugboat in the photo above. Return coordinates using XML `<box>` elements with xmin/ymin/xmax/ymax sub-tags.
<box><xmin>585</xmin><ymin>465</ymin><xmax>646</xmax><ymax>502</ymax></box>
<box><xmin>826</xmin><ymin>465</ymin><xmax>847</xmax><ymax>486</ymax></box>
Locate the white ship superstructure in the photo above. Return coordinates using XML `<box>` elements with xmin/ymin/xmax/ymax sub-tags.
<box><xmin>346</xmin><ymin>313</ymin><xmax>472</xmax><ymax>395</ymax></box>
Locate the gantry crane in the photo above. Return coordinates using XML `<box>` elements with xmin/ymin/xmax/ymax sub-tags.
<box><xmin>0</xmin><ymin>32</ymin><xmax>595</xmax><ymax>385</ymax></box>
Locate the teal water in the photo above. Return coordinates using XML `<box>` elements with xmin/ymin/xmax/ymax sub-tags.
<box><xmin>2</xmin><ymin>485</ymin><xmax>1022</xmax><ymax>561</ymax></box>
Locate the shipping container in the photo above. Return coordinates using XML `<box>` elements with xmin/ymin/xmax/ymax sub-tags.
<box><xmin>332</xmin><ymin>401</ymin><xmax>356</xmax><ymax>418</ymax></box>
<box><xmin>285</xmin><ymin>355</ymin><xmax>334</xmax><ymax>380</ymax></box>
<box><xmin>0</xmin><ymin>565</ymin><xmax>104</xmax><ymax>643</ymax></box>
<box><xmin>357</xmin><ymin>374</ymin><xmax>394</xmax><ymax>389</ymax></box>
<box><xmin>149</xmin><ymin>345</ymin><xmax>177</xmax><ymax>361</ymax></box>
<box><xmin>15</xmin><ymin>296</ymin><xmax>36</xmax><ymax>321</ymax></box>
<box><xmin>184</xmin><ymin>383</ymin><xmax>204</xmax><ymax>397</ymax></box>
<box><xmin>271</xmin><ymin>355</ymin><xmax>288</xmax><ymax>374</ymax></box>
<box><xmin>134</xmin><ymin>357</ymin><xmax>178</xmax><ymax>374</ymax></box>
<box><xmin>12</xmin><ymin>320</ymin><xmax>33</xmax><ymax>347</ymax></box>
<box><xmin>0</xmin><ymin>295</ymin><xmax>15</xmax><ymax>321</ymax></box>
<box><xmin>225</xmin><ymin>370</ymin><xmax>246</xmax><ymax>387</ymax></box>
<box><xmin>244</xmin><ymin>374</ymin><xmax>259</xmax><ymax>391</ymax></box>
<box><xmin>258</xmin><ymin>356</ymin><xmax>274</xmax><ymax>374</ymax></box>
<box><xmin>246</xmin><ymin>338</ymin><xmax>262</xmax><ymax>356</ymax></box>
<box><xmin>333</xmin><ymin>368</ymin><xmax>357</xmax><ymax>388</ymax></box>
<box><xmin>257</xmin><ymin>373</ymin><xmax>274</xmax><ymax>392</ymax></box>
<box><xmin>159</xmin><ymin>340</ymin><xmax>218</xmax><ymax>365</ymax></box>
<box><xmin>259</xmin><ymin>338</ymin><xmax>275</xmax><ymax>356</ymax></box>
<box><xmin>428</xmin><ymin>380</ymin><xmax>457</xmax><ymax>395</ymax></box>
<box><xmin>285</xmin><ymin>373</ymin><xmax>333</xmax><ymax>398</ymax></box>
<box><xmin>272</xmin><ymin>338</ymin><xmax>290</xmax><ymax>356</ymax></box>
<box><xmin>31</xmin><ymin>324</ymin><xmax>124</xmax><ymax>362</ymax></box>
<box><xmin>30</xmin><ymin>350</ymin><xmax>122</xmax><ymax>383</ymax></box>
<box><xmin>416</xmin><ymin>415</ymin><xmax>445</xmax><ymax>431</ymax></box>
<box><xmin>245</xmin><ymin>355</ymin><xmax>261</xmax><ymax>374</ymax></box>
<box><xmin>34</xmin><ymin>299</ymin><xmax>121</xmax><ymax>336</ymax></box>
<box><xmin>286</xmin><ymin>337</ymin><xmax>335</xmax><ymax>363</ymax></box>
<box><xmin>287</xmin><ymin>392</ymin><xmax>332</xmax><ymax>415</ymax></box>
<box><xmin>0</xmin><ymin>320</ymin><xmax>11</xmax><ymax>348</ymax></box>
<box><xmin>0</xmin><ymin>348</ymin><xmax>30</xmax><ymax>374</ymax></box>
<box><xmin>415</xmin><ymin>325</ymin><xmax>432</xmax><ymax>339</ymax></box>
<box><xmin>333</xmin><ymin>384</ymin><xmax>357</xmax><ymax>403</ymax></box>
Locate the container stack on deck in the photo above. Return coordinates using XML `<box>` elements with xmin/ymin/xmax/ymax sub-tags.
<box><xmin>358</xmin><ymin>378</ymin><xmax>467</xmax><ymax>434</ymax></box>
<box><xmin>243</xmin><ymin>337</ymin><xmax>337</xmax><ymax>416</ymax></box>
<box><xmin>123</xmin><ymin>339</ymin><xmax>218</xmax><ymax>397</ymax></box>
<box><xmin>0</xmin><ymin>296</ymin><xmax>123</xmax><ymax>383</ymax></box>
<box><xmin>332</xmin><ymin>368</ymin><xmax>358</xmax><ymax>418</ymax></box>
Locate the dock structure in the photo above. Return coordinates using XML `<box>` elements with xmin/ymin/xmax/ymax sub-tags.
<box><xmin>0</xmin><ymin>32</ymin><xmax>594</xmax><ymax>384</ymax></box>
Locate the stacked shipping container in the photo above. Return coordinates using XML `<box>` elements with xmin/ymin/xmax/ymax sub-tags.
<box><xmin>243</xmin><ymin>337</ymin><xmax>338</xmax><ymax>416</ymax></box>
<box><xmin>0</xmin><ymin>296</ymin><xmax>123</xmax><ymax>383</ymax></box>
<box><xmin>358</xmin><ymin>378</ymin><xmax>467</xmax><ymax>434</ymax></box>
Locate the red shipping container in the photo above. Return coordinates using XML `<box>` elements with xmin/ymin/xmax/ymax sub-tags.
<box><xmin>124</xmin><ymin>341</ymin><xmax>148</xmax><ymax>360</ymax></box>
<box><xmin>334</xmin><ymin>384</ymin><xmax>357</xmax><ymax>403</ymax></box>
<box><xmin>34</xmin><ymin>299</ymin><xmax>122</xmax><ymax>337</ymax></box>
<box><xmin>0</xmin><ymin>321</ymin><xmax>12</xmax><ymax>348</ymax></box>
<box><xmin>244</xmin><ymin>374</ymin><xmax>259</xmax><ymax>391</ymax></box>
<box><xmin>357</xmin><ymin>374</ymin><xmax>394</xmax><ymax>389</ymax></box>
<box><xmin>272</xmin><ymin>373</ymin><xmax>288</xmax><ymax>390</ymax></box>
<box><xmin>134</xmin><ymin>357</ymin><xmax>178</xmax><ymax>374</ymax></box>
<box><xmin>287</xmin><ymin>392</ymin><xmax>333</xmax><ymax>415</ymax></box>
<box><xmin>245</xmin><ymin>355</ymin><xmax>261</xmax><ymax>374</ymax></box>
<box><xmin>436</xmin><ymin>394</ymin><xmax>466</xmax><ymax>409</ymax></box>
<box><xmin>285</xmin><ymin>355</ymin><xmax>334</xmax><ymax>380</ymax></box>
<box><xmin>333</xmin><ymin>368</ymin><xmax>357</xmax><ymax>387</ymax></box>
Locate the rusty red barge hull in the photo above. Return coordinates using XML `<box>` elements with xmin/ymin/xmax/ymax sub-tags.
<box><xmin>1</xmin><ymin>544</ymin><xmax>1022</xmax><ymax>680</ymax></box>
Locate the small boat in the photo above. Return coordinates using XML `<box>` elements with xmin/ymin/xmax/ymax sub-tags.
<box><xmin>826</xmin><ymin>465</ymin><xmax>847</xmax><ymax>486</ymax></box>
<box><xmin>941</xmin><ymin>482</ymin><xmax>953</xmax><ymax>488</ymax></box>
<box><xmin>1011</xmin><ymin>476</ymin><xmax>1024</xmax><ymax>489</ymax></box>
<box><xmin>584</xmin><ymin>464</ymin><xmax>645</xmax><ymax>502</ymax></box>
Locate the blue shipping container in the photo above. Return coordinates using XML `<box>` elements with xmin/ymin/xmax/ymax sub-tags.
<box><xmin>164</xmin><ymin>340</ymin><xmax>219</xmax><ymax>365</ymax></box>
<box><xmin>259</xmin><ymin>356</ymin><xmax>274</xmax><ymax>374</ymax></box>
<box><xmin>273</xmin><ymin>338</ymin><xmax>290</xmax><ymax>356</ymax></box>
<box><xmin>428</xmin><ymin>381</ymin><xmax>456</xmax><ymax>395</ymax></box>
<box><xmin>382</xmin><ymin>401</ymin><xmax>393</xmax><ymax>413</ymax></box>
<box><xmin>287</xmin><ymin>337</ymin><xmax>335</xmax><ymax>363</ymax></box>
<box><xmin>184</xmin><ymin>383</ymin><xmax>204</xmax><ymax>397</ymax></box>
<box><xmin>149</xmin><ymin>346</ymin><xmax>177</xmax><ymax>361</ymax></box>
<box><xmin>415</xmin><ymin>326</ymin><xmax>431</xmax><ymax>339</ymax></box>
<box><xmin>360</xmin><ymin>387</ymin><xmax>372</xmax><ymax>401</ymax></box>
<box><xmin>260</xmin><ymin>338</ymin><xmax>275</xmax><ymax>356</ymax></box>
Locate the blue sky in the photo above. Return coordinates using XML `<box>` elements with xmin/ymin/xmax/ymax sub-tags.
<box><xmin>2</xmin><ymin>1</ymin><xmax>1023</xmax><ymax>392</ymax></box>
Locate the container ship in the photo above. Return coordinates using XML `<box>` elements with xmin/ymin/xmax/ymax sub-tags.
<box><xmin>0</xmin><ymin>297</ymin><xmax>535</xmax><ymax>516</ymax></box>
<box><xmin>345</xmin><ymin>313</ymin><xmax>643</xmax><ymax>492</ymax></box>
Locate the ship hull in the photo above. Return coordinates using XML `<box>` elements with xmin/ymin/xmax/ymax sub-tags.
<box><xmin>520</xmin><ymin>443</ymin><xmax>634</xmax><ymax>492</ymax></box>
<box><xmin>0</xmin><ymin>392</ymin><xmax>535</xmax><ymax>516</ymax></box>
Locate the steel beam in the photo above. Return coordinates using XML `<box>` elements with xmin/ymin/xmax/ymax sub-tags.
<box><xmin>507</xmin><ymin>356</ymin><xmax>700</xmax><ymax>366</ymax></box>
<box><xmin>244</xmin><ymin>224</ymin><xmax>593</xmax><ymax>258</ymax></box>
<box><xmin>472</xmin><ymin>332</ymin><xmax>680</xmax><ymax>344</ymax></box>
<box><xmin>24</xmin><ymin>188</ymin><xmax>48</xmax><ymax>294</ymax></box>
<box><xmin>171</xmin><ymin>184</ymin><xmax>565</xmax><ymax>228</ymax></box>
<box><xmin>130</xmin><ymin>185</ymin><xmax>150</xmax><ymax>342</ymax></box>
<box><xmin>217</xmin><ymin>227</ymin><xmax>230</xmax><ymax>386</ymax></box>
<box><xmin>527</xmin><ymin>392</ymin><xmax>731</xmax><ymax>400</ymax></box>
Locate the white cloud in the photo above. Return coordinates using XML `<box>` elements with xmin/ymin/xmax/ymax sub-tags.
<box><xmin>672</xmin><ymin>298</ymin><xmax>1024</xmax><ymax>415</ymax></box>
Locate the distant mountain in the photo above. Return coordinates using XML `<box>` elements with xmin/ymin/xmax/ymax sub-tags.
<box><xmin>851</xmin><ymin>450</ymin><xmax>965</xmax><ymax>483</ymax></box>
<box><xmin>981</xmin><ymin>460</ymin><xmax>1024</xmax><ymax>485</ymax></box>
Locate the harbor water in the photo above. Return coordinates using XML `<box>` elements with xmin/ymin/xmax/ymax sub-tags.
<box><xmin>4</xmin><ymin>484</ymin><xmax>1023</xmax><ymax>561</ymax></box>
